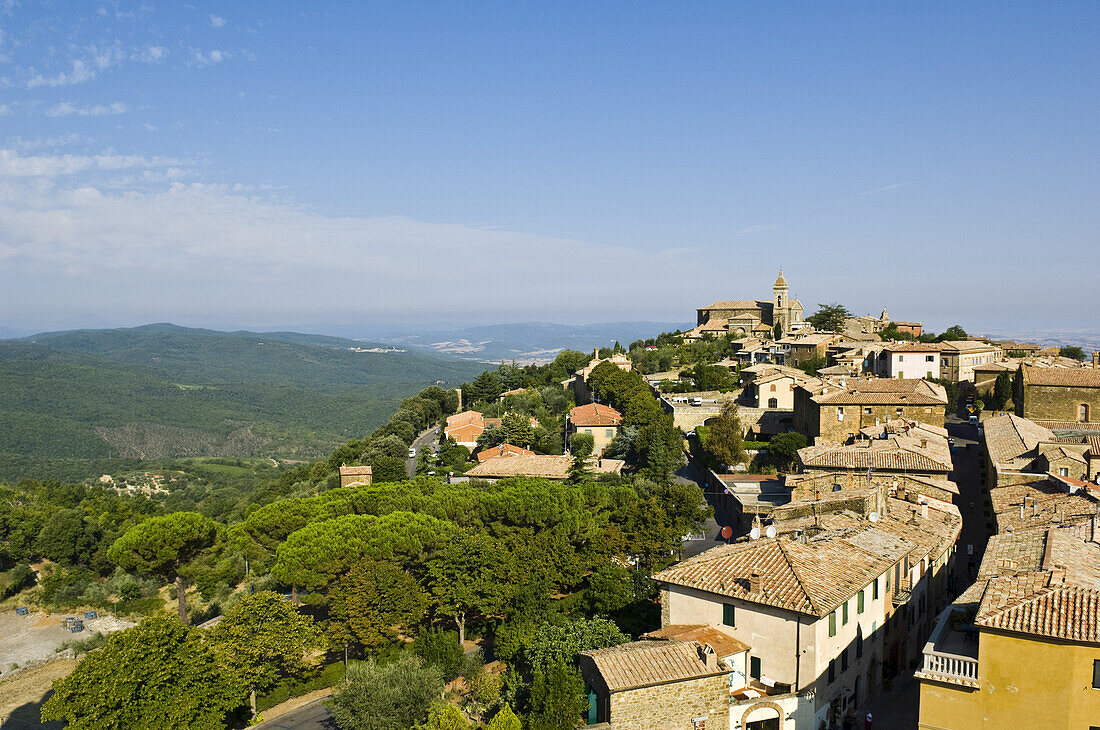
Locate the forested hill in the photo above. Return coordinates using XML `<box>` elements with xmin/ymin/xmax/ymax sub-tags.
<box><xmin>0</xmin><ymin>324</ymin><xmax>484</xmax><ymax>479</ymax></box>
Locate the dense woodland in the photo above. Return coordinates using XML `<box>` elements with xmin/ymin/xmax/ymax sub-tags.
<box><xmin>1</xmin><ymin>348</ymin><xmax>709</xmax><ymax>729</ymax></box>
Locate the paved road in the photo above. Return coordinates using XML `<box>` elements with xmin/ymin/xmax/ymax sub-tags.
<box><xmin>256</xmin><ymin>699</ymin><xmax>335</xmax><ymax>730</ymax></box>
<box><xmin>674</xmin><ymin>455</ymin><xmax>729</xmax><ymax>559</ymax></box>
<box><xmin>405</xmin><ymin>428</ymin><xmax>440</xmax><ymax>478</ymax></box>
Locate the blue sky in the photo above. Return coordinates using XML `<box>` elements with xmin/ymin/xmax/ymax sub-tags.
<box><xmin>1</xmin><ymin>1</ymin><xmax>1097</xmax><ymax>334</ymax></box>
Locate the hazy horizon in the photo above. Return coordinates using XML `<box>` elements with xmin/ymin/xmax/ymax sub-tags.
<box><xmin>1</xmin><ymin>3</ymin><xmax>1097</xmax><ymax>331</ymax></box>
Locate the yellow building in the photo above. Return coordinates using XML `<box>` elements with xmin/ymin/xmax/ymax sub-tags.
<box><xmin>917</xmin><ymin>524</ymin><xmax>1100</xmax><ymax>729</ymax></box>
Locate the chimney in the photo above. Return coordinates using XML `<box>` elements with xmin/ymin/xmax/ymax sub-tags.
<box><xmin>920</xmin><ymin>500</ymin><xmax>929</xmax><ymax>519</ymax></box>
<box><xmin>1024</xmin><ymin>494</ymin><xmax>1034</xmax><ymax>509</ymax></box>
<box><xmin>920</xmin><ymin>438</ymin><xmax>928</xmax><ymax>450</ymax></box>
<box><xmin>698</xmin><ymin>643</ymin><xmax>718</xmax><ymax>671</ymax></box>
<box><xmin>748</xmin><ymin>571</ymin><xmax>762</xmax><ymax>594</ymax></box>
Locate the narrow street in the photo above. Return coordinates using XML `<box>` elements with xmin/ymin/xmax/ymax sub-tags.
<box><xmin>944</xmin><ymin>415</ymin><xmax>992</xmax><ymax>587</ymax></box>
<box><xmin>405</xmin><ymin>427</ymin><xmax>440</xmax><ymax>478</ymax></box>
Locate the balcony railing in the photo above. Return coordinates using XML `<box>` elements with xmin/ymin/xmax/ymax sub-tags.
<box><xmin>919</xmin><ymin>650</ymin><xmax>978</xmax><ymax>684</ymax></box>
<box><xmin>915</xmin><ymin>606</ymin><xmax>980</xmax><ymax>688</ymax></box>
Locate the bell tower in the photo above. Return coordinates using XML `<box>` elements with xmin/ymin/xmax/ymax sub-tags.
<box><xmin>773</xmin><ymin>269</ymin><xmax>790</xmax><ymax>336</ymax></box>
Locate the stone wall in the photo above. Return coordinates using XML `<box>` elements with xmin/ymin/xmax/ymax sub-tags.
<box><xmin>810</xmin><ymin>402</ymin><xmax>946</xmax><ymax>445</ymax></box>
<box><xmin>1018</xmin><ymin>383</ymin><xmax>1100</xmax><ymax>422</ymax></box>
<box><xmin>606</xmin><ymin>674</ymin><xmax>731</xmax><ymax>730</ymax></box>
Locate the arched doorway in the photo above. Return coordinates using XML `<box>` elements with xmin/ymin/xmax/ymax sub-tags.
<box><xmin>742</xmin><ymin>701</ymin><xmax>784</xmax><ymax>730</ymax></box>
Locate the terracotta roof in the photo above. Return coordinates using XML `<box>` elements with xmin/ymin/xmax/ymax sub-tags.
<box><xmin>446</xmin><ymin>410</ymin><xmax>485</xmax><ymax>428</ymax></box>
<box><xmin>975</xmin><ymin>574</ymin><xmax>1100</xmax><ymax>644</ymax></box>
<box><xmin>654</xmin><ymin>531</ymin><xmax>908</xmax><ymax>617</ymax></box>
<box><xmin>798</xmin><ymin>434</ymin><xmax>952</xmax><ymax>474</ymax></box>
<box><xmin>338</xmin><ymin>465</ymin><xmax>372</xmax><ymax>476</ymax></box>
<box><xmin>1040</xmin><ymin>447</ymin><xmax>1087</xmax><ymax>465</ymax></box>
<box><xmin>938</xmin><ymin>340</ymin><xmax>1001</xmax><ymax>353</ymax></box>
<box><xmin>1034</xmin><ymin>421</ymin><xmax>1100</xmax><ymax>432</ymax></box>
<box><xmin>1022</xmin><ymin>365</ymin><xmax>1100</xmax><ymax>388</ymax></box>
<box><xmin>811</xmin><ymin>378</ymin><xmax>948</xmax><ymax>406</ymax></box>
<box><xmin>445</xmin><ymin>423</ymin><xmax>485</xmax><ymax>442</ymax></box>
<box><xmin>569</xmin><ymin>402</ymin><xmax>624</xmax><ymax>427</ymax></box>
<box><xmin>475</xmin><ymin>443</ymin><xmax>536</xmax><ymax>462</ymax></box>
<box><xmin>464</xmin><ymin>454</ymin><xmax>624</xmax><ymax>480</ymax></box>
<box><xmin>884</xmin><ymin>342</ymin><xmax>942</xmax><ymax>353</ymax></box>
<box><xmin>580</xmin><ymin>640</ymin><xmax>729</xmax><ymax>692</ymax></box>
<box><xmin>701</xmin><ymin>300</ymin><xmax>773</xmax><ymax>310</ymax></box>
<box><xmin>982</xmin><ymin>414</ymin><xmax>1054</xmax><ymax>468</ymax></box>
<box><xmin>990</xmin><ymin>479</ymin><xmax>1099</xmax><ymax>533</ymax></box>
<box><xmin>643</xmin><ymin>625</ymin><xmax>750</xmax><ymax>658</ymax></box>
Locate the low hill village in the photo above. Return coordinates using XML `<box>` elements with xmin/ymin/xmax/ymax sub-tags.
<box><xmin>334</xmin><ymin>272</ymin><xmax>1100</xmax><ymax>730</ymax></box>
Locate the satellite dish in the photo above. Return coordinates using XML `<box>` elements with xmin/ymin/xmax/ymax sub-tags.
<box><xmin>868</xmin><ymin>511</ymin><xmax>880</xmax><ymax>522</ymax></box>
<box><xmin>749</xmin><ymin>527</ymin><xmax>761</xmax><ymax>540</ymax></box>
<box><xmin>765</xmin><ymin>525</ymin><xmax>777</xmax><ymax>538</ymax></box>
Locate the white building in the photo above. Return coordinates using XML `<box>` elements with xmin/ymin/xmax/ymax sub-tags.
<box><xmin>652</xmin><ymin>496</ymin><xmax>960</xmax><ymax>729</ymax></box>
<box><xmin>876</xmin><ymin>342</ymin><xmax>942</xmax><ymax>380</ymax></box>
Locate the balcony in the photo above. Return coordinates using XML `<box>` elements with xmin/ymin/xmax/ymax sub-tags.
<box><xmin>914</xmin><ymin>606</ymin><xmax>979</xmax><ymax>688</ymax></box>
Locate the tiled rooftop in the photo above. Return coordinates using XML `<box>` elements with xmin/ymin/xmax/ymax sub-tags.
<box><xmin>1022</xmin><ymin>364</ymin><xmax>1100</xmax><ymax>388</ymax></box>
<box><xmin>580</xmin><ymin>639</ymin><xmax>729</xmax><ymax>692</ymax></box>
<box><xmin>982</xmin><ymin>414</ymin><xmax>1054</xmax><ymax>468</ymax></box>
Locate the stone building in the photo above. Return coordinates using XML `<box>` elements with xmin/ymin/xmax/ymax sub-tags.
<box><xmin>567</xmin><ymin>402</ymin><xmax>624</xmax><ymax>454</ymax></box>
<box><xmin>337</xmin><ymin>464</ymin><xmax>372</xmax><ymax>488</ymax></box>
<box><xmin>938</xmin><ymin>341</ymin><xmax>1003</xmax><ymax>383</ymax></box>
<box><xmin>578</xmin><ymin>627</ymin><xmax>746</xmax><ymax>729</ymax></box>
<box><xmin>793</xmin><ymin>378</ymin><xmax>948</xmax><ymax>445</ymax></box>
<box><xmin>695</xmin><ymin>271</ymin><xmax>804</xmax><ymax>339</ymax></box>
<box><xmin>1014</xmin><ymin>363</ymin><xmax>1100</xmax><ymax>422</ymax></box>
<box><xmin>916</xmin><ymin>523</ymin><xmax>1100</xmax><ymax>729</ymax></box>
<box><xmin>652</xmin><ymin>491</ymin><xmax>960</xmax><ymax>729</ymax></box>
<box><xmin>796</xmin><ymin>420</ymin><xmax>953</xmax><ymax>481</ymax></box>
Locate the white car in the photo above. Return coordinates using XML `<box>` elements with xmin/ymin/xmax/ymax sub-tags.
<box><xmin>408</xmin><ymin>448</ymin><xmax>416</xmax><ymax>458</ymax></box>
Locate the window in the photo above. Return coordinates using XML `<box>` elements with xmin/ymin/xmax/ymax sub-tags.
<box><xmin>926</xmin><ymin>355</ymin><xmax>935</xmax><ymax>362</ymax></box>
<box><xmin>873</xmin><ymin>576</ymin><xmax>880</xmax><ymax>601</ymax></box>
<box><xmin>898</xmin><ymin>355</ymin><xmax>904</xmax><ymax>362</ymax></box>
<box><xmin>770</xmin><ymin>384</ymin><xmax>777</xmax><ymax>392</ymax></box>
<box><xmin>1059</xmin><ymin>467</ymin><xmax>1069</xmax><ymax>477</ymax></box>
<box><xmin>605</xmin><ymin>429</ymin><xmax>614</xmax><ymax>439</ymax></box>
<box><xmin>1093</xmin><ymin>659</ymin><xmax>1100</xmax><ymax>689</ymax></box>
<box><xmin>841</xmin><ymin>648</ymin><xmax>848</xmax><ymax>671</ymax></box>
<box><xmin>896</xmin><ymin>408</ymin><xmax>904</xmax><ymax>416</ymax></box>
<box><xmin>926</xmin><ymin>371</ymin><xmax>933</xmax><ymax>379</ymax></box>
<box><xmin>750</xmin><ymin>656</ymin><xmax>761</xmax><ymax>680</ymax></box>
<box><xmin>828</xmin><ymin>659</ymin><xmax>835</xmax><ymax>682</ymax></box>
<box><xmin>723</xmin><ymin>604</ymin><xmax>735</xmax><ymax>627</ymax></box>
<box><xmin>768</xmin><ymin>398</ymin><xmax>778</xmax><ymax>408</ymax></box>
<box><xmin>1080</xmin><ymin>404</ymin><xmax>1091</xmax><ymax>422</ymax></box>
<box><xmin>864</xmin><ymin>407</ymin><xmax>873</xmax><ymax>414</ymax></box>
<box><xmin>857</xmin><ymin>590</ymin><xmax>865</xmax><ymax>614</ymax></box>
<box><xmin>837</xmin><ymin>407</ymin><xmax>845</xmax><ymax>421</ymax></box>
<box><xmin>842</xmin><ymin>600</ymin><xmax>849</xmax><ymax>625</ymax></box>
<box><xmin>829</xmin><ymin>611</ymin><xmax>836</xmax><ymax>637</ymax></box>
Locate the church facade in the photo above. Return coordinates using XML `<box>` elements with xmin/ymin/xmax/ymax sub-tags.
<box><xmin>695</xmin><ymin>271</ymin><xmax>804</xmax><ymax>338</ymax></box>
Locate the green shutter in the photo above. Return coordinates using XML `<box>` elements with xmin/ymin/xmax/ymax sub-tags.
<box><xmin>829</xmin><ymin>611</ymin><xmax>836</xmax><ymax>637</ymax></box>
<box><xmin>587</xmin><ymin>688</ymin><xmax>598</xmax><ymax>724</ymax></box>
<box><xmin>842</xmin><ymin>600</ymin><xmax>849</xmax><ymax>624</ymax></box>
<box><xmin>723</xmin><ymin>603</ymin><xmax>735</xmax><ymax>627</ymax></box>
<box><xmin>858</xmin><ymin>590</ymin><xmax>865</xmax><ymax>614</ymax></box>
<box><xmin>750</xmin><ymin>656</ymin><xmax>761</xmax><ymax>680</ymax></box>
<box><xmin>873</xmin><ymin>576</ymin><xmax>880</xmax><ymax>600</ymax></box>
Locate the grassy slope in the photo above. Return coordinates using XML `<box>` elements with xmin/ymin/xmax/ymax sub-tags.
<box><xmin>0</xmin><ymin>325</ymin><xmax>483</xmax><ymax>479</ymax></box>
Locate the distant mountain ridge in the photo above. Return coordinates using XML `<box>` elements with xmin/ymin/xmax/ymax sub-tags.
<box><xmin>0</xmin><ymin>324</ymin><xmax>484</xmax><ymax>479</ymax></box>
<box><xmin>373</xmin><ymin>321</ymin><xmax>692</xmax><ymax>363</ymax></box>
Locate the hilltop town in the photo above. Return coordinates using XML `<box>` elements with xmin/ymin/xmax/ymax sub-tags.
<box><xmin>4</xmin><ymin>271</ymin><xmax>1099</xmax><ymax>730</ymax></box>
<box><xmin>404</xmin><ymin>270</ymin><xmax>1100</xmax><ymax>729</ymax></box>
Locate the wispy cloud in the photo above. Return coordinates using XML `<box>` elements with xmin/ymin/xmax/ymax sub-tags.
<box><xmin>0</xmin><ymin>154</ymin><xmax>707</xmax><ymax>319</ymax></box>
<box><xmin>0</xmin><ymin>149</ymin><xmax>180</xmax><ymax>177</ymax></box>
<box><xmin>190</xmin><ymin>49</ymin><xmax>228</xmax><ymax>67</ymax></box>
<box><xmin>133</xmin><ymin>46</ymin><xmax>168</xmax><ymax>64</ymax></box>
<box><xmin>736</xmin><ymin>224</ymin><xmax>779</xmax><ymax>236</ymax></box>
<box><xmin>210</xmin><ymin>15</ymin><xmax>226</xmax><ymax>28</ymax></box>
<box><xmin>46</xmin><ymin>102</ymin><xmax>127</xmax><ymax>118</ymax></box>
<box><xmin>859</xmin><ymin>182</ymin><xmax>908</xmax><ymax>196</ymax></box>
<box><xmin>26</xmin><ymin>59</ymin><xmax>98</xmax><ymax>88</ymax></box>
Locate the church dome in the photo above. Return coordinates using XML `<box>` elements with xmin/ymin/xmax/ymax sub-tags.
<box><xmin>774</xmin><ymin>269</ymin><xmax>788</xmax><ymax>289</ymax></box>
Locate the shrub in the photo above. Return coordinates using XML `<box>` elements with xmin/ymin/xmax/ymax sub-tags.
<box><xmin>256</xmin><ymin>661</ymin><xmax>346</xmax><ymax>713</ymax></box>
<box><xmin>413</xmin><ymin>627</ymin><xmax>465</xmax><ymax>682</ymax></box>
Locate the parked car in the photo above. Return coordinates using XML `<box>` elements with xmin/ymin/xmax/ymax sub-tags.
<box><xmin>408</xmin><ymin>448</ymin><xmax>416</xmax><ymax>458</ymax></box>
